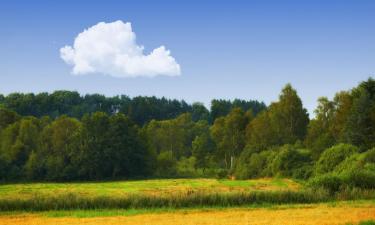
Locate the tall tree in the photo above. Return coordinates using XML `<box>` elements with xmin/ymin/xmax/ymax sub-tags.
<box><xmin>191</xmin><ymin>102</ymin><xmax>210</xmax><ymax>122</ymax></box>
<box><xmin>330</xmin><ymin>91</ymin><xmax>353</xmax><ymax>141</ymax></box>
<box><xmin>247</xmin><ymin>84</ymin><xmax>309</xmax><ymax>149</ymax></box>
<box><xmin>211</xmin><ymin>108</ymin><xmax>251</xmax><ymax>169</ymax></box>
<box><xmin>269</xmin><ymin>84</ymin><xmax>309</xmax><ymax>143</ymax></box>
<box><xmin>192</xmin><ymin>122</ymin><xmax>216</xmax><ymax>170</ymax></box>
<box><xmin>0</xmin><ymin>107</ymin><xmax>20</xmax><ymax>133</ymax></box>
<box><xmin>144</xmin><ymin>113</ymin><xmax>196</xmax><ymax>159</ymax></box>
<box><xmin>0</xmin><ymin>117</ymin><xmax>41</xmax><ymax>179</ymax></box>
<box><xmin>305</xmin><ymin>97</ymin><xmax>335</xmax><ymax>159</ymax></box>
<box><xmin>79</xmin><ymin>112</ymin><xmax>111</xmax><ymax>179</ymax></box>
<box><xmin>343</xmin><ymin>78</ymin><xmax>375</xmax><ymax>150</ymax></box>
<box><xmin>39</xmin><ymin>116</ymin><xmax>81</xmax><ymax>180</ymax></box>
<box><xmin>210</xmin><ymin>99</ymin><xmax>265</xmax><ymax>123</ymax></box>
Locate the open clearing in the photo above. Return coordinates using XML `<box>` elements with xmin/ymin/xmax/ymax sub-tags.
<box><xmin>0</xmin><ymin>201</ymin><xmax>374</xmax><ymax>225</ymax></box>
<box><xmin>0</xmin><ymin>178</ymin><xmax>299</xmax><ymax>199</ymax></box>
<box><xmin>1</xmin><ymin>179</ymin><xmax>374</xmax><ymax>224</ymax></box>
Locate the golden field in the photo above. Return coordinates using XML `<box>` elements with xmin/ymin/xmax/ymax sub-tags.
<box><xmin>1</xmin><ymin>202</ymin><xmax>374</xmax><ymax>225</ymax></box>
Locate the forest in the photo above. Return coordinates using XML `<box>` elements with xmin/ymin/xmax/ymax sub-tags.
<box><xmin>0</xmin><ymin>78</ymin><xmax>375</xmax><ymax>192</ymax></box>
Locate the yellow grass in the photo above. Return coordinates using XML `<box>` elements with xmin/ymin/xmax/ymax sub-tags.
<box><xmin>0</xmin><ymin>178</ymin><xmax>300</xmax><ymax>200</ymax></box>
<box><xmin>1</xmin><ymin>203</ymin><xmax>374</xmax><ymax>225</ymax></box>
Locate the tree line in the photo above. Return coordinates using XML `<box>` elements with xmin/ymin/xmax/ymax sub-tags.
<box><xmin>0</xmin><ymin>78</ymin><xmax>374</xmax><ymax>183</ymax></box>
<box><xmin>0</xmin><ymin>92</ymin><xmax>266</xmax><ymax>125</ymax></box>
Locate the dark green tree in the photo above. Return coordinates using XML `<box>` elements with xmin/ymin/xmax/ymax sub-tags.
<box><xmin>305</xmin><ymin>97</ymin><xmax>335</xmax><ymax>159</ymax></box>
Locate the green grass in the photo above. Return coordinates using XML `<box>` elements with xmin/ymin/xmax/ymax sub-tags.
<box><xmin>359</xmin><ymin>221</ymin><xmax>375</xmax><ymax>225</ymax></box>
<box><xmin>1</xmin><ymin>200</ymin><xmax>374</xmax><ymax>218</ymax></box>
<box><xmin>346</xmin><ymin>220</ymin><xmax>375</xmax><ymax>225</ymax></box>
<box><xmin>0</xmin><ymin>178</ymin><xmax>298</xmax><ymax>199</ymax></box>
<box><xmin>0</xmin><ymin>178</ymin><xmax>374</xmax><ymax>212</ymax></box>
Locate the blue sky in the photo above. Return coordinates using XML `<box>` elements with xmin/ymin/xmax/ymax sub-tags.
<box><xmin>0</xmin><ymin>1</ymin><xmax>374</xmax><ymax>115</ymax></box>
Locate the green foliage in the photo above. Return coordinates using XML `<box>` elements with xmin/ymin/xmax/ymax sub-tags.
<box><xmin>0</xmin><ymin>107</ymin><xmax>20</xmax><ymax>133</ymax></box>
<box><xmin>144</xmin><ymin>113</ymin><xmax>197</xmax><ymax>159</ymax></box>
<box><xmin>246</xmin><ymin>84</ymin><xmax>309</xmax><ymax>149</ymax></box>
<box><xmin>331</xmin><ymin>148</ymin><xmax>375</xmax><ymax>175</ymax></box>
<box><xmin>78</xmin><ymin>112</ymin><xmax>153</xmax><ymax>180</ymax></box>
<box><xmin>357</xmin><ymin>220</ymin><xmax>375</xmax><ymax>225</ymax></box>
<box><xmin>210</xmin><ymin>99</ymin><xmax>265</xmax><ymax>123</ymax></box>
<box><xmin>271</xmin><ymin>84</ymin><xmax>310</xmax><ymax>143</ymax></box>
<box><xmin>364</xmin><ymin>148</ymin><xmax>375</xmax><ymax>163</ymax></box>
<box><xmin>38</xmin><ymin>116</ymin><xmax>81</xmax><ymax>180</ymax></box>
<box><xmin>333</xmin><ymin>153</ymin><xmax>362</xmax><ymax>174</ymax></box>
<box><xmin>308</xmin><ymin>170</ymin><xmax>375</xmax><ymax>193</ymax></box>
<box><xmin>0</xmin><ymin>117</ymin><xmax>42</xmax><ymax>179</ymax></box>
<box><xmin>305</xmin><ymin>97</ymin><xmax>335</xmax><ymax>159</ymax></box>
<box><xmin>343</xmin><ymin>170</ymin><xmax>375</xmax><ymax>189</ymax></box>
<box><xmin>234</xmin><ymin>147</ymin><xmax>275</xmax><ymax>179</ymax></box>
<box><xmin>192</xmin><ymin>132</ymin><xmax>215</xmax><ymax>170</ymax></box>
<box><xmin>156</xmin><ymin>151</ymin><xmax>177</xmax><ymax>177</ymax></box>
<box><xmin>0</xmin><ymin>189</ymin><xmax>334</xmax><ymax>211</ymax></box>
<box><xmin>191</xmin><ymin>102</ymin><xmax>210</xmax><ymax>122</ymax></box>
<box><xmin>1</xmin><ymin>78</ymin><xmax>375</xmax><ymax>182</ymax></box>
<box><xmin>343</xmin><ymin>78</ymin><xmax>375</xmax><ymax>150</ymax></box>
<box><xmin>245</xmin><ymin>111</ymin><xmax>278</xmax><ymax>150</ymax></box>
<box><xmin>0</xmin><ymin>92</ymin><xmax>194</xmax><ymax>125</ymax></box>
<box><xmin>270</xmin><ymin>145</ymin><xmax>312</xmax><ymax>179</ymax></box>
<box><xmin>307</xmin><ymin>174</ymin><xmax>344</xmax><ymax>193</ymax></box>
<box><xmin>176</xmin><ymin>156</ymin><xmax>197</xmax><ymax>177</ymax></box>
<box><xmin>315</xmin><ymin>144</ymin><xmax>359</xmax><ymax>175</ymax></box>
<box><xmin>211</xmin><ymin>107</ymin><xmax>251</xmax><ymax>169</ymax></box>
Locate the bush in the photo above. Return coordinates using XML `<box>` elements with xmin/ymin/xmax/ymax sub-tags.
<box><xmin>333</xmin><ymin>153</ymin><xmax>362</xmax><ymax>174</ymax></box>
<box><xmin>307</xmin><ymin>174</ymin><xmax>344</xmax><ymax>193</ymax></box>
<box><xmin>234</xmin><ymin>147</ymin><xmax>276</xmax><ymax>179</ymax></box>
<box><xmin>271</xmin><ymin>145</ymin><xmax>312</xmax><ymax>179</ymax></box>
<box><xmin>176</xmin><ymin>156</ymin><xmax>197</xmax><ymax>177</ymax></box>
<box><xmin>343</xmin><ymin>170</ymin><xmax>375</xmax><ymax>189</ymax></box>
<box><xmin>308</xmin><ymin>170</ymin><xmax>375</xmax><ymax>193</ymax></box>
<box><xmin>234</xmin><ymin>145</ymin><xmax>313</xmax><ymax>180</ymax></box>
<box><xmin>156</xmin><ymin>151</ymin><xmax>177</xmax><ymax>177</ymax></box>
<box><xmin>215</xmin><ymin>169</ymin><xmax>228</xmax><ymax>179</ymax></box>
<box><xmin>333</xmin><ymin>148</ymin><xmax>375</xmax><ymax>175</ymax></box>
<box><xmin>292</xmin><ymin>164</ymin><xmax>313</xmax><ymax>180</ymax></box>
<box><xmin>364</xmin><ymin>148</ymin><xmax>375</xmax><ymax>163</ymax></box>
<box><xmin>315</xmin><ymin>144</ymin><xmax>359</xmax><ymax>175</ymax></box>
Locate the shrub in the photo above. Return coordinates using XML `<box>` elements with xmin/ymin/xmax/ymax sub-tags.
<box><xmin>308</xmin><ymin>170</ymin><xmax>375</xmax><ymax>193</ymax></box>
<box><xmin>156</xmin><ymin>151</ymin><xmax>177</xmax><ymax>177</ymax></box>
<box><xmin>333</xmin><ymin>148</ymin><xmax>375</xmax><ymax>175</ymax></box>
<box><xmin>363</xmin><ymin>148</ymin><xmax>375</xmax><ymax>163</ymax></box>
<box><xmin>292</xmin><ymin>164</ymin><xmax>313</xmax><ymax>180</ymax></box>
<box><xmin>176</xmin><ymin>156</ymin><xmax>197</xmax><ymax>177</ymax></box>
<box><xmin>307</xmin><ymin>174</ymin><xmax>343</xmax><ymax>193</ymax></box>
<box><xmin>215</xmin><ymin>169</ymin><xmax>228</xmax><ymax>179</ymax></box>
<box><xmin>315</xmin><ymin>144</ymin><xmax>359</xmax><ymax>175</ymax></box>
<box><xmin>343</xmin><ymin>170</ymin><xmax>375</xmax><ymax>189</ymax></box>
<box><xmin>333</xmin><ymin>153</ymin><xmax>362</xmax><ymax>174</ymax></box>
<box><xmin>271</xmin><ymin>145</ymin><xmax>312</xmax><ymax>179</ymax></box>
<box><xmin>234</xmin><ymin>147</ymin><xmax>276</xmax><ymax>179</ymax></box>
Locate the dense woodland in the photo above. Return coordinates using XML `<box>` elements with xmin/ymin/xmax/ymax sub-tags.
<box><xmin>0</xmin><ymin>78</ymin><xmax>375</xmax><ymax>189</ymax></box>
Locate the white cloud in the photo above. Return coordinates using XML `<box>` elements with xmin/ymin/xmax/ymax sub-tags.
<box><xmin>60</xmin><ymin>20</ymin><xmax>181</xmax><ymax>77</ymax></box>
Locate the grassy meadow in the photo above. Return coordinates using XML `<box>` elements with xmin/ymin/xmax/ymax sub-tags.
<box><xmin>0</xmin><ymin>178</ymin><xmax>374</xmax><ymax>211</ymax></box>
<box><xmin>0</xmin><ymin>178</ymin><xmax>374</xmax><ymax>224</ymax></box>
<box><xmin>0</xmin><ymin>201</ymin><xmax>375</xmax><ymax>225</ymax></box>
<box><xmin>0</xmin><ymin>178</ymin><xmax>299</xmax><ymax>199</ymax></box>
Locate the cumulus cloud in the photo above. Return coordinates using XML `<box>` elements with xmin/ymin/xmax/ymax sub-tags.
<box><xmin>60</xmin><ymin>20</ymin><xmax>181</xmax><ymax>77</ymax></box>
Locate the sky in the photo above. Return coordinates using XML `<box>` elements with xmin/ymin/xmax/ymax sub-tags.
<box><xmin>0</xmin><ymin>0</ymin><xmax>374</xmax><ymax>115</ymax></box>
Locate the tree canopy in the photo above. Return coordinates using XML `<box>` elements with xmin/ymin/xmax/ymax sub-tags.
<box><xmin>0</xmin><ymin>78</ymin><xmax>374</xmax><ymax>182</ymax></box>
